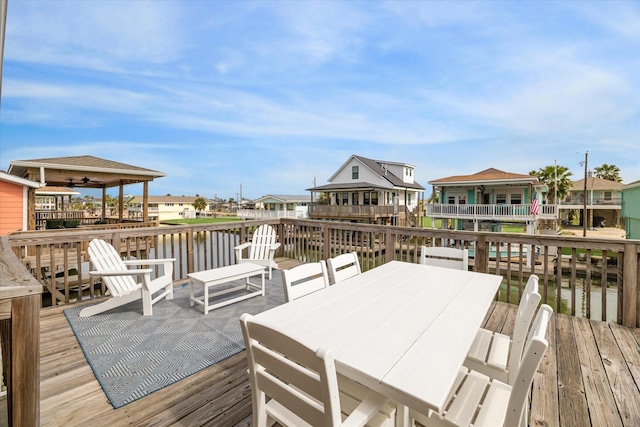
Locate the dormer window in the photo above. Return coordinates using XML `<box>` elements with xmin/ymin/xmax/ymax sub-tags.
<box><xmin>352</xmin><ymin>166</ymin><xmax>359</xmax><ymax>179</ymax></box>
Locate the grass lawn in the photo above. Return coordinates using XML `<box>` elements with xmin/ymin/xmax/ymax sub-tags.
<box><xmin>163</xmin><ymin>217</ymin><xmax>243</xmax><ymax>225</ymax></box>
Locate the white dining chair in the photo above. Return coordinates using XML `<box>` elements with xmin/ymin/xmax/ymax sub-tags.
<box><xmin>327</xmin><ymin>252</ymin><xmax>361</xmax><ymax>285</ymax></box>
<box><xmin>419</xmin><ymin>245</ymin><xmax>469</xmax><ymax>271</ymax></box>
<box><xmin>411</xmin><ymin>304</ymin><xmax>553</xmax><ymax>427</ymax></box>
<box><xmin>464</xmin><ymin>274</ymin><xmax>541</xmax><ymax>385</ymax></box>
<box><xmin>282</xmin><ymin>260</ymin><xmax>330</xmax><ymax>302</ymax></box>
<box><xmin>240</xmin><ymin>313</ymin><xmax>396</xmax><ymax>427</ymax></box>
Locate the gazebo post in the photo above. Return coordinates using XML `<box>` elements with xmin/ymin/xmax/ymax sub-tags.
<box><xmin>101</xmin><ymin>187</ymin><xmax>107</xmax><ymax>221</ymax></box>
<box><xmin>143</xmin><ymin>181</ymin><xmax>149</xmax><ymax>223</ymax></box>
<box><xmin>118</xmin><ymin>182</ymin><xmax>124</xmax><ymax>222</ymax></box>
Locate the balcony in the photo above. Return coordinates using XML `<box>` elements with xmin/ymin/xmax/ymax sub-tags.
<box><xmin>561</xmin><ymin>195</ymin><xmax>622</xmax><ymax>209</ymax></box>
<box><xmin>3</xmin><ymin>219</ymin><xmax>640</xmax><ymax>425</ymax></box>
<box><xmin>426</xmin><ymin>203</ymin><xmax>557</xmax><ymax>221</ymax></box>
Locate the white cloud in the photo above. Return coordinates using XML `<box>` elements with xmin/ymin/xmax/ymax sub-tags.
<box><xmin>5</xmin><ymin>1</ymin><xmax>185</xmax><ymax>71</ymax></box>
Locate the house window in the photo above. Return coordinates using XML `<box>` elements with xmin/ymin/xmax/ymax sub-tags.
<box><xmin>510</xmin><ymin>194</ymin><xmax>522</xmax><ymax>204</ymax></box>
<box><xmin>352</xmin><ymin>166</ymin><xmax>359</xmax><ymax>179</ymax></box>
<box><xmin>496</xmin><ymin>194</ymin><xmax>507</xmax><ymax>204</ymax></box>
<box><xmin>458</xmin><ymin>196</ymin><xmax>466</xmax><ymax>205</ymax></box>
<box><xmin>448</xmin><ymin>196</ymin><xmax>456</xmax><ymax>204</ymax></box>
<box><xmin>364</xmin><ymin>192</ymin><xmax>370</xmax><ymax>205</ymax></box>
<box><xmin>342</xmin><ymin>193</ymin><xmax>349</xmax><ymax>205</ymax></box>
<box><xmin>407</xmin><ymin>193</ymin><xmax>412</xmax><ymax>205</ymax></box>
<box><xmin>335</xmin><ymin>193</ymin><xmax>340</xmax><ymax>205</ymax></box>
<box><xmin>604</xmin><ymin>191</ymin><xmax>612</xmax><ymax>201</ymax></box>
<box><xmin>352</xmin><ymin>193</ymin><xmax>359</xmax><ymax>205</ymax></box>
<box><xmin>371</xmin><ymin>192</ymin><xmax>379</xmax><ymax>206</ymax></box>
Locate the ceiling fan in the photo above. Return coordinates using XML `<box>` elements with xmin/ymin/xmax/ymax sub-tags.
<box><xmin>66</xmin><ymin>177</ymin><xmax>102</xmax><ymax>187</ymax></box>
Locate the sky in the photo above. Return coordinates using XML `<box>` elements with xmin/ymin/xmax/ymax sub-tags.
<box><xmin>1</xmin><ymin>1</ymin><xmax>638</xmax><ymax>201</ymax></box>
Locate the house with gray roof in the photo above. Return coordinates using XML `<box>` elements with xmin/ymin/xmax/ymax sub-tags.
<box><xmin>306</xmin><ymin>155</ymin><xmax>425</xmax><ymax>226</ymax></box>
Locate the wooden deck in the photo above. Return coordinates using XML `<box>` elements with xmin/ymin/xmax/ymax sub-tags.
<box><xmin>39</xmin><ymin>264</ymin><xmax>640</xmax><ymax>426</ymax></box>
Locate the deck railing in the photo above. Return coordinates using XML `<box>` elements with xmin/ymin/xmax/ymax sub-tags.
<box><xmin>7</xmin><ymin>218</ymin><xmax>640</xmax><ymax>327</ymax></box>
<box><xmin>426</xmin><ymin>203</ymin><xmax>557</xmax><ymax>220</ymax></box>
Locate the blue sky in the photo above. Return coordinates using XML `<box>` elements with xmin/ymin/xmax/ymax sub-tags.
<box><xmin>1</xmin><ymin>1</ymin><xmax>638</xmax><ymax>200</ymax></box>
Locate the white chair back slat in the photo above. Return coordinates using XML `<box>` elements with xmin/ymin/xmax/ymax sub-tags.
<box><xmin>327</xmin><ymin>252</ymin><xmax>361</xmax><ymax>285</ymax></box>
<box><xmin>419</xmin><ymin>246</ymin><xmax>469</xmax><ymax>271</ymax></box>
<box><xmin>88</xmin><ymin>239</ymin><xmax>137</xmax><ymax>296</ymax></box>
<box><xmin>283</xmin><ymin>261</ymin><xmax>330</xmax><ymax>302</ymax></box>
<box><xmin>249</xmin><ymin>224</ymin><xmax>278</xmax><ymax>260</ymax></box>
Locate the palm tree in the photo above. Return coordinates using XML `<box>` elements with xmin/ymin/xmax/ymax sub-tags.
<box><xmin>529</xmin><ymin>165</ymin><xmax>573</xmax><ymax>203</ymax></box>
<box><xmin>593</xmin><ymin>164</ymin><xmax>622</xmax><ymax>182</ymax></box>
<box><xmin>193</xmin><ymin>197</ymin><xmax>207</xmax><ymax>213</ymax></box>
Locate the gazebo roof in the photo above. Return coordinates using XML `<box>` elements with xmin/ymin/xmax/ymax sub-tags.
<box><xmin>8</xmin><ymin>155</ymin><xmax>166</xmax><ymax>189</ymax></box>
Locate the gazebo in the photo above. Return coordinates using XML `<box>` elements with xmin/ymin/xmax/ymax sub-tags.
<box><xmin>8</xmin><ymin>155</ymin><xmax>166</xmax><ymax>230</ymax></box>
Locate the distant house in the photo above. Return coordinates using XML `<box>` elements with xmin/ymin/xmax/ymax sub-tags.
<box><xmin>620</xmin><ymin>180</ymin><xmax>640</xmax><ymax>239</ymax></box>
<box><xmin>307</xmin><ymin>155</ymin><xmax>425</xmax><ymax>226</ymax></box>
<box><xmin>35</xmin><ymin>186</ymin><xmax>81</xmax><ymax>211</ymax></box>
<box><xmin>561</xmin><ymin>176</ymin><xmax>624</xmax><ymax>228</ymax></box>
<box><xmin>127</xmin><ymin>196</ymin><xmax>199</xmax><ymax>221</ymax></box>
<box><xmin>238</xmin><ymin>195</ymin><xmax>312</xmax><ymax>219</ymax></box>
<box><xmin>0</xmin><ymin>171</ymin><xmax>44</xmax><ymax>235</ymax></box>
<box><xmin>426</xmin><ymin>168</ymin><xmax>551</xmax><ymax>234</ymax></box>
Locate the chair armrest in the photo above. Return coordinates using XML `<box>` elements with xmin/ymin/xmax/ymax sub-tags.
<box><xmin>235</xmin><ymin>242</ymin><xmax>251</xmax><ymax>260</ymax></box>
<box><xmin>340</xmin><ymin>391</ymin><xmax>390</xmax><ymax>427</ymax></box>
<box><xmin>89</xmin><ymin>268</ymin><xmax>153</xmax><ymax>277</ymax></box>
<box><xmin>234</xmin><ymin>242</ymin><xmax>251</xmax><ymax>251</ymax></box>
<box><xmin>123</xmin><ymin>258</ymin><xmax>175</xmax><ymax>266</ymax></box>
<box><xmin>270</xmin><ymin>242</ymin><xmax>281</xmax><ymax>250</ymax></box>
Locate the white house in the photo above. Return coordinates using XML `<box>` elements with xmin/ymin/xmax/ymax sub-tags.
<box><xmin>127</xmin><ymin>195</ymin><xmax>200</xmax><ymax>221</ymax></box>
<box><xmin>307</xmin><ymin>155</ymin><xmax>425</xmax><ymax>226</ymax></box>
<box><xmin>237</xmin><ymin>195</ymin><xmax>312</xmax><ymax>219</ymax></box>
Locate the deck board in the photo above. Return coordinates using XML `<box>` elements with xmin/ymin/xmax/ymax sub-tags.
<box><xmin>36</xmin><ymin>262</ymin><xmax>640</xmax><ymax>426</ymax></box>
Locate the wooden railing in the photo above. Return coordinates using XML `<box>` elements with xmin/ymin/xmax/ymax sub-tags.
<box><xmin>6</xmin><ymin>219</ymin><xmax>640</xmax><ymax>327</ymax></box>
<box><xmin>0</xmin><ymin>236</ymin><xmax>43</xmax><ymax>427</ymax></box>
<box><xmin>426</xmin><ymin>203</ymin><xmax>557</xmax><ymax>220</ymax></box>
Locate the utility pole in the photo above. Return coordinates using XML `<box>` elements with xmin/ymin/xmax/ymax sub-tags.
<box><xmin>582</xmin><ymin>151</ymin><xmax>588</xmax><ymax>237</ymax></box>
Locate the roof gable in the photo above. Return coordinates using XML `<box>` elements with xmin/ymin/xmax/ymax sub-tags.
<box><xmin>429</xmin><ymin>168</ymin><xmax>538</xmax><ymax>185</ymax></box>
<box><xmin>572</xmin><ymin>177</ymin><xmax>625</xmax><ymax>191</ymax></box>
<box><xmin>325</xmin><ymin>154</ymin><xmax>424</xmax><ymax>190</ymax></box>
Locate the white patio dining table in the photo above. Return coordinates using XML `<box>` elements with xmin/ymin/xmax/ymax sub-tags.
<box><xmin>251</xmin><ymin>260</ymin><xmax>502</xmax><ymax>425</ymax></box>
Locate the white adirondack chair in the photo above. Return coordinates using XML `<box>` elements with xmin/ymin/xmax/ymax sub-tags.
<box><xmin>411</xmin><ymin>304</ymin><xmax>553</xmax><ymax>427</ymax></box>
<box><xmin>240</xmin><ymin>313</ymin><xmax>396</xmax><ymax>427</ymax></box>
<box><xmin>235</xmin><ymin>224</ymin><xmax>281</xmax><ymax>280</ymax></box>
<box><xmin>419</xmin><ymin>246</ymin><xmax>469</xmax><ymax>271</ymax></box>
<box><xmin>79</xmin><ymin>238</ymin><xmax>175</xmax><ymax>317</ymax></box>
<box><xmin>327</xmin><ymin>252</ymin><xmax>361</xmax><ymax>285</ymax></box>
<box><xmin>282</xmin><ymin>260</ymin><xmax>330</xmax><ymax>302</ymax></box>
<box><xmin>464</xmin><ymin>275</ymin><xmax>541</xmax><ymax>384</ymax></box>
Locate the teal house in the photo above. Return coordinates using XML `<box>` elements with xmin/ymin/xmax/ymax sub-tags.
<box><xmin>620</xmin><ymin>180</ymin><xmax>640</xmax><ymax>239</ymax></box>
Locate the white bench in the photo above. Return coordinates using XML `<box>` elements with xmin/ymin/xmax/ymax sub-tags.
<box><xmin>188</xmin><ymin>263</ymin><xmax>265</xmax><ymax>314</ymax></box>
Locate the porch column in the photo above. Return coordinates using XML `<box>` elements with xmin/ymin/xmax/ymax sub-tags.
<box><xmin>143</xmin><ymin>181</ymin><xmax>149</xmax><ymax>223</ymax></box>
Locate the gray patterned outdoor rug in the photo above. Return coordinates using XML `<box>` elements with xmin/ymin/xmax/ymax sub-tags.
<box><xmin>64</xmin><ymin>270</ymin><xmax>285</xmax><ymax>409</ymax></box>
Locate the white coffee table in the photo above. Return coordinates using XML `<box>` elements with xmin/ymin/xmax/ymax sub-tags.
<box><xmin>188</xmin><ymin>263</ymin><xmax>266</xmax><ymax>314</ymax></box>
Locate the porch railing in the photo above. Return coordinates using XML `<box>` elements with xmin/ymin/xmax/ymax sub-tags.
<box><xmin>426</xmin><ymin>203</ymin><xmax>557</xmax><ymax>220</ymax></box>
<box><xmin>7</xmin><ymin>218</ymin><xmax>640</xmax><ymax>327</ymax></box>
